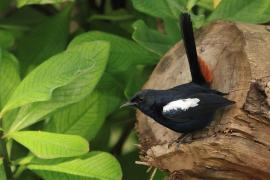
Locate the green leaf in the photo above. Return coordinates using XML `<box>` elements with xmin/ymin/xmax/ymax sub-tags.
<box><xmin>16</xmin><ymin>7</ymin><xmax>70</xmax><ymax>75</ymax></box>
<box><xmin>132</xmin><ymin>20</ymin><xmax>175</xmax><ymax>56</ymax></box>
<box><xmin>16</xmin><ymin>0</ymin><xmax>74</xmax><ymax>7</ymax></box>
<box><xmin>132</xmin><ymin>0</ymin><xmax>185</xmax><ymax>19</ymax></box>
<box><xmin>197</xmin><ymin>0</ymin><xmax>214</xmax><ymax>10</ymax></box>
<box><xmin>69</xmin><ymin>31</ymin><xmax>158</xmax><ymax>73</ymax></box>
<box><xmin>186</xmin><ymin>0</ymin><xmax>198</xmax><ymax>11</ymax></box>
<box><xmin>166</xmin><ymin>0</ymin><xmax>186</xmax><ymax>18</ymax></box>
<box><xmin>131</xmin><ymin>0</ymin><xmax>185</xmax><ymax>53</ymax></box>
<box><xmin>0</xmin><ymin>30</ymin><xmax>14</xmax><ymax>49</ymax></box>
<box><xmin>45</xmin><ymin>91</ymin><xmax>107</xmax><ymax>140</ymax></box>
<box><xmin>2</xmin><ymin>41</ymin><xmax>109</xmax><ymax>133</ymax></box>
<box><xmin>10</xmin><ymin>131</ymin><xmax>89</xmax><ymax>159</ymax></box>
<box><xmin>132</xmin><ymin>0</ymin><xmax>170</xmax><ymax>18</ymax></box>
<box><xmin>0</xmin><ymin>50</ymin><xmax>20</xmax><ymax>110</ymax></box>
<box><xmin>208</xmin><ymin>0</ymin><xmax>270</xmax><ymax>24</ymax></box>
<box><xmin>124</xmin><ymin>66</ymin><xmax>149</xmax><ymax>99</ymax></box>
<box><xmin>45</xmin><ymin>74</ymin><xmax>122</xmax><ymax>140</ymax></box>
<box><xmin>164</xmin><ymin>18</ymin><xmax>181</xmax><ymax>41</ymax></box>
<box><xmin>2</xmin><ymin>109</ymin><xmax>19</xmax><ymax>131</ymax></box>
<box><xmin>0</xmin><ymin>159</ymin><xmax>7</xmax><ymax>180</ymax></box>
<box><xmin>96</xmin><ymin>74</ymin><xmax>123</xmax><ymax>114</ymax></box>
<box><xmin>28</xmin><ymin>152</ymin><xmax>122</xmax><ymax>180</ymax></box>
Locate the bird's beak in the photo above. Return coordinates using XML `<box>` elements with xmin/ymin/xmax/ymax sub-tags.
<box><xmin>120</xmin><ymin>102</ymin><xmax>137</xmax><ymax>108</ymax></box>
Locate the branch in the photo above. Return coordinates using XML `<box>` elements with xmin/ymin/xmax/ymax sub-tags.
<box><xmin>0</xmin><ymin>132</ymin><xmax>12</xmax><ymax>179</ymax></box>
<box><xmin>111</xmin><ymin>119</ymin><xmax>135</xmax><ymax>156</ymax></box>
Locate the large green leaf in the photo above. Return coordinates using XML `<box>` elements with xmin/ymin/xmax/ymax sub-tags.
<box><xmin>45</xmin><ymin>91</ymin><xmax>106</xmax><ymax>140</ymax></box>
<box><xmin>2</xmin><ymin>109</ymin><xmax>19</xmax><ymax>131</ymax></box>
<box><xmin>95</xmin><ymin>73</ymin><xmax>123</xmax><ymax>114</ymax></box>
<box><xmin>16</xmin><ymin>0</ymin><xmax>74</xmax><ymax>7</ymax></box>
<box><xmin>2</xmin><ymin>41</ymin><xmax>109</xmax><ymax>133</ymax></box>
<box><xmin>10</xmin><ymin>131</ymin><xmax>89</xmax><ymax>159</ymax></box>
<box><xmin>0</xmin><ymin>30</ymin><xmax>14</xmax><ymax>49</ymax></box>
<box><xmin>132</xmin><ymin>0</ymin><xmax>169</xmax><ymax>17</ymax></box>
<box><xmin>28</xmin><ymin>152</ymin><xmax>122</xmax><ymax>180</ymax></box>
<box><xmin>16</xmin><ymin>7</ymin><xmax>70</xmax><ymax>75</ymax></box>
<box><xmin>131</xmin><ymin>0</ymin><xmax>185</xmax><ymax>19</ymax></box>
<box><xmin>0</xmin><ymin>50</ymin><xmax>20</xmax><ymax>110</ymax></box>
<box><xmin>124</xmin><ymin>66</ymin><xmax>149</xmax><ymax>99</ymax></box>
<box><xmin>69</xmin><ymin>31</ymin><xmax>158</xmax><ymax>73</ymax></box>
<box><xmin>45</xmin><ymin>74</ymin><xmax>122</xmax><ymax>140</ymax></box>
<box><xmin>208</xmin><ymin>0</ymin><xmax>270</xmax><ymax>23</ymax></box>
<box><xmin>132</xmin><ymin>20</ymin><xmax>175</xmax><ymax>56</ymax></box>
<box><xmin>0</xmin><ymin>159</ymin><xmax>6</xmax><ymax>180</ymax></box>
<box><xmin>164</xmin><ymin>18</ymin><xmax>181</xmax><ymax>41</ymax></box>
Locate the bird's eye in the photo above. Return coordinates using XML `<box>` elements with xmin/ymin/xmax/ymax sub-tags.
<box><xmin>137</xmin><ymin>97</ymin><xmax>143</xmax><ymax>102</ymax></box>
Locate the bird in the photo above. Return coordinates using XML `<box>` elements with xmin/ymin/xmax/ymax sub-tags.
<box><xmin>121</xmin><ymin>13</ymin><xmax>234</xmax><ymax>143</ymax></box>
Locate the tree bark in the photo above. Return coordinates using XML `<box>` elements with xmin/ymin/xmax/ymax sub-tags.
<box><xmin>136</xmin><ymin>21</ymin><xmax>270</xmax><ymax>179</ymax></box>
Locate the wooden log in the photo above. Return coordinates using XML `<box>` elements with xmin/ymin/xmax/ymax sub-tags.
<box><xmin>136</xmin><ymin>21</ymin><xmax>270</xmax><ymax>179</ymax></box>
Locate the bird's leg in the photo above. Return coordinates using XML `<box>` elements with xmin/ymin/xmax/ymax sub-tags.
<box><xmin>167</xmin><ymin>133</ymin><xmax>193</xmax><ymax>149</ymax></box>
<box><xmin>175</xmin><ymin>133</ymin><xmax>193</xmax><ymax>149</ymax></box>
<box><xmin>177</xmin><ymin>133</ymin><xmax>193</xmax><ymax>143</ymax></box>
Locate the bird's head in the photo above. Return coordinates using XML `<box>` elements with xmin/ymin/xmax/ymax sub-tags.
<box><xmin>120</xmin><ymin>90</ymin><xmax>157</xmax><ymax>113</ymax></box>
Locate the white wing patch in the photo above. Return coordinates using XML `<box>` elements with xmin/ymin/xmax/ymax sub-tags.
<box><xmin>163</xmin><ymin>98</ymin><xmax>200</xmax><ymax>113</ymax></box>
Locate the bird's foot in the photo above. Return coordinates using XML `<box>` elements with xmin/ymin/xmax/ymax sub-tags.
<box><xmin>168</xmin><ymin>133</ymin><xmax>192</xmax><ymax>149</ymax></box>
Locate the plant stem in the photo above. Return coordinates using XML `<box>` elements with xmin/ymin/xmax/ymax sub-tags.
<box><xmin>0</xmin><ymin>117</ymin><xmax>12</xmax><ymax>179</ymax></box>
<box><xmin>111</xmin><ymin>119</ymin><xmax>134</xmax><ymax>156</ymax></box>
<box><xmin>0</xmin><ymin>136</ymin><xmax>12</xmax><ymax>179</ymax></box>
<box><xmin>13</xmin><ymin>165</ymin><xmax>26</xmax><ymax>179</ymax></box>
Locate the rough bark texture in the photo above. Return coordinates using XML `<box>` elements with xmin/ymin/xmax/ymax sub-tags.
<box><xmin>136</xmin><ymin>21</ymin><xmax>270</xmax><ymax>179</ymax></box>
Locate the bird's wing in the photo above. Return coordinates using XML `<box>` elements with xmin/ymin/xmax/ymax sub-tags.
<box><xmin>162</xmin><ymin>93</ymin><xmax>234</xmax><ymax>122</ymax></box>
<box><xmin>171</xmin><ymin>83</ymin><xmax>228</xmax><ymax>96</ymax></box>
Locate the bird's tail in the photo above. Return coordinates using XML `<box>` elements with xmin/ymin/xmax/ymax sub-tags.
<box><xmin>180</xmin><ymin>13</ymin><xmax>211</xmax><ymax>85</ymax></box>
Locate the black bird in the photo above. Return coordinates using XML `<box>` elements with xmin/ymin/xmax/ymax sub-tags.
<box><xmin>121</xmin><ymin>13</ymin><xmax>234</xmax><ymax>141</ymax></box>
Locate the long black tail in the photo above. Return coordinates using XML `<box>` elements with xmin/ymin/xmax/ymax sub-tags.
<box><xmin>180</xmin><ymin>13</ymin><xmax>206</xmax><ymax>85</ymax></box>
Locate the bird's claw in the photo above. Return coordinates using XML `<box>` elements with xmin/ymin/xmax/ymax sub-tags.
<box><xmin>167</xmin><ymin>133</ymin><xmax>193</xmax><ymax>149</ymax></box>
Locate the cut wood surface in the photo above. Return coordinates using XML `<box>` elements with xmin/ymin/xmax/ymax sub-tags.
<box><xmin>136</xmin><ymin>21</ymin><xmax>270</xmax><ymax>179</ymax></box>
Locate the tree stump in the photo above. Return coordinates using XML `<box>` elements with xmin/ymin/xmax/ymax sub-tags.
<box><xmin>136</xmin><ymin>21</ymin><xmax>270</xmax><ymax>179</ymax></box>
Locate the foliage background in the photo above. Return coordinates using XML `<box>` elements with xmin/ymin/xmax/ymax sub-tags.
<box><xmin>0</xmin><ymin>0</ymin><xmax>269</xmax><ymax>179</ymax></box>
